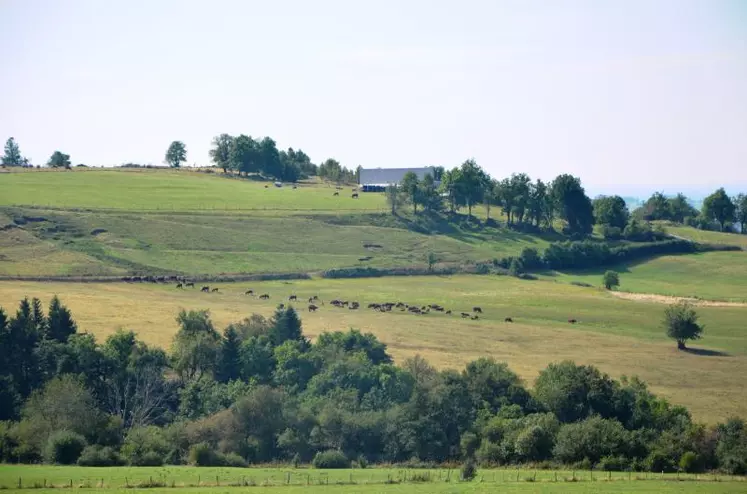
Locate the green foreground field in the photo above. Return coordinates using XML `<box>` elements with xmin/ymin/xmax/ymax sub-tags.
<box><xmin>1</xmin><ymin>275</ymin><xmax>746</xmax><ymax>423</ymax></box>
<box><xmin>1</xmin><ymin>465</ymin><xmax>745</xmax><ymax>494</ymax></box>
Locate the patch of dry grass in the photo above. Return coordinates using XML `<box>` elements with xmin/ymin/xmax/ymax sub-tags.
<box><xmin>0</xmin><ymin>276</ymin><xmax>745</xmax><ymax>423</ymax></box>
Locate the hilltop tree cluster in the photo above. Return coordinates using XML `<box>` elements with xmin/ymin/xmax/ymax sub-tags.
<box><xmin>0</xmin><ymin>297</ymin><xmax>744</xmax><ymax>473</ymax></box>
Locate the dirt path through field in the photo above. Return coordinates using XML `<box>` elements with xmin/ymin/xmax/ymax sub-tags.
<box><xmin>609</xmin><ymin>291</ymin><xmax>747</xmax><ymax>307</ymax></box>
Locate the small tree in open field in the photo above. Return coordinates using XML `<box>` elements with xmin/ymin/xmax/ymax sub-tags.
<box><xmin>603</xmin><ymin>270</ymin><xmax>620</xmax><ymax>290</ymax></box>
<box><xmin>165</xmin><ymin>141</ymin><xmax>187</xmax><ymax>168</ymax></box>
<box><xmin>663</xmin><ymin>301</ymin><xmax>703</xmax><ymax>350</ymax></box>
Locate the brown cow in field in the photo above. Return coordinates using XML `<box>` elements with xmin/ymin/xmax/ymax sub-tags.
<box><xmin>445</xmin><ymin>310</ymin><xmax>452</xmax><ymax>315</ymax></box>
<box><xmin>211</xmin><ymin>288</ymin><xmax>219</xmax><ymax>293</ymax></box>
<box><xmin>246</xmin><ymin>290</ymin><xmax>254</xmax><ymax>295</ymax></box>
<box><xmin>259</xmin><ymin>294</ymin><xmax>270</xmax><ymax>300</ymax></box>
<box><xmin>568</xmin><ymin>318</ymin><xmax>577</xmax><ymax>324</ymax></box>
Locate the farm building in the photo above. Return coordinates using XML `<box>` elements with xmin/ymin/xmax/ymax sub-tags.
<box><xmin>358</xmin><ymin>167</ymin><xmax>438</xmax><ymax>192</ymax></box>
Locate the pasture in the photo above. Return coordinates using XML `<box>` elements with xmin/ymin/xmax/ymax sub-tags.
<box><xmin>0</xmin><ymin>169</ymin><xmax>385</xmax><ymax>212</ymax></box>
<box><xmin>0</xmin><ymin>465</ymin><xmax>744</xmax><ymax>493</ymax></box>
<box><xmin>1</xmin><ymin>275</ymin><xmax>746</xmax><ymax>423</ymax></box>
<box><xmin>550</xmin><ymin>251</ymin><xmax>747</xmax><ymax>302</ymax></box>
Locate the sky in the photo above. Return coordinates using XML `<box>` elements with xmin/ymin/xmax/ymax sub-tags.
<box><xmin>1</xmin><ymin>0</ymin><xmax>746</xmax><ymax>196</ymax></box>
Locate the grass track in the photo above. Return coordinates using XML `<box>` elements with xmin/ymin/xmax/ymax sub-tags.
<box><xmin>1</xmin><ymin>276</ymin><xmax>746</xmax><ymax>423</ymax></box>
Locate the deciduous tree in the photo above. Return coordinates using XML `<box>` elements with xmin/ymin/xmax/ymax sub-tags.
<box><xmin>550</xmin><ymin>174</ymin><xmax>594</xmax><ymax>236</ymax></box>
<box><xmin>401</xmin><ymin>172</ymin><xmax>421</xmax><ymax>213</ymax></box>
<box><xmin>2</xmin><ymin>137</ymin><xmax>24</xmax><ymax>166</ymax></box>
<box><xmin>702</xmin><ymin>188</ymin><xmax>735</xmax><ymax>231</ymax></box>
<box><xmin>733</xmin><ymin>193</ymin><xmax>747</xmax><ymax>234</ymax></box>
<box><xmin>164</xmin><ymin>141</ymin><xmax>187</xmax><ymax>168</ymax></box>
<box><xmin>593</xmin><ymin>196</ymin><xmax>629</xmax><ymax>229</ymax></box>
<box><xmin>209</xmin><ymin>134</ymin><xmax>234</xmax><ymax>172</ymax></box>
<box><xmin>603</xmin><ymin>270</ymin><xmax>620</xmax><ymax>290</ymax></box>
<box><xmin>47</xmin><ymin>151</ymin><xmax>71</xmax><ymax>169</ymax></box>
<box><xmin>663</xmin><ymin>302</ymin><xmax>703</xmax><ymax>350</ymax></box>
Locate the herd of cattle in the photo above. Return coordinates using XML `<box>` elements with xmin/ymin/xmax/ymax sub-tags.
<box><xmin>121</xmin><ymin>276</ymin><xmax>580</xmax><ymax>324</ymax></box>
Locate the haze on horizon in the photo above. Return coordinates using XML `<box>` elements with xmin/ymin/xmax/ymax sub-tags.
<box><xmin>1</xmin><ymin>0</ymin><xmax>746</xmax><ymax>195</ymax></box>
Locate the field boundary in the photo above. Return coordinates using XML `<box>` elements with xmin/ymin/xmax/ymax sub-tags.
<box><xmin>608</xmin><ymin>291</ymin><xmax>747</xmax><ymax>307</ymax></box>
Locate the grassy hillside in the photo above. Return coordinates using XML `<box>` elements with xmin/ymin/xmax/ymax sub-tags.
<box><xmin>0</xmin><ymin>169</ymin><xmax>385</xmax><ymax>211</ymax></box>
<box><xmin>2</xmin><ymin>275</ymin><xmax>745</xmax><ymax>423</ymax></box>
<box><xmin>550</xmin><ymin>251</ymin><xmax>747</xmax><ymax>302</ymax></box>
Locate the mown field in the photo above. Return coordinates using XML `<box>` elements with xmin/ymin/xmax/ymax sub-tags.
<box><xmin>0</xmin><ymin>465</ymin><xmax>744</xmax><ymax>493</ymax></box>
<box><xmin>1</xmin><ymin>275</ymin><xmax>745</xmax><ymax>423</ymax></box>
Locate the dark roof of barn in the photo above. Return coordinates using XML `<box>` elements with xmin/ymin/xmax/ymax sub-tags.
<box><xmin>359</xmin><ymin>167</ymin><xmax>436</xmax><ymax>185</ymax></box>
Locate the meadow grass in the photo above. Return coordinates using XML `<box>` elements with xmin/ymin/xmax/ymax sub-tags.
<box><xmin>0</xmin><ymin>207</ymin><xmax>551</xmax><ymax>277</ymax></box>
<box><xmin>665</xmin><ymin>224</ymin><xmax>747</xmax><ymax>249</ymax></box>
<box><xmin>1</xmin><ymin>275</ymin><xmax>745</xmax><ymax>423</ymax></box>
<box><xmin>0</xmin><ymin>169</ymin><xmax>385</xmax><ymax>211</ymax></box>
<box><xmin>550</xmin><ymin>251</ymin><xmax>747</xmax><ymax>302</ymax></box>
<box><xmin>1</xmin><ymin>465</ymin><xmax>744</xmax><ymax>493</ymax></box>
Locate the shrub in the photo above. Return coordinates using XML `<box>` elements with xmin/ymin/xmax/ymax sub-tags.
<box><xmin>356</xmin><ymin>454</ymin><xmax>368</xmax><ymax>469</ymax></box>
<box><xmin>645</xmin><ymin>450</ymin><xmax>676</xmax><ymax>473</ymax></box>
<box><xmin>603</xmin><ymin>270</ymin><xmax>620</xmax><ymax>290</ymax></box>
<box><xmin>223</xmin><ymin>452</ymin><xmax>247</xmax><ymax>468</ymax></box>
<box><xmin>679</xmin><ymin>451</ymin><xmax>699</xmax><ymax>473</ymax></box>
<box><xmin>44</xmin><ymin>431</ymin><xmax>86</xmax><ymax>465</ymax></box>
<box><xmin>598</xmin><ymin>455</ymin><xmax>629</xmax><ymax>471</ymax></box>
<box><xmin>461</xmin><ymin>458</ymin><xmax>477</xmax><ymax>481</ymax></box>
<box><xmin>601</xmin><ymin>225</ymin><xmax>622</xmax><ymax>240</ymax></box>
<box><xmin>77</xmin><ymin>445</ymin><xmax>125</xmax><ymax>467</ymax></box>
<box><xmin>312</xmin><ymin>450</ymin><xmax>350</xmax><ymax>469</ymax></box>
<box><xmin>189</xmin><ymin>442</ymin><xmax>225</xmax><ymax>466</ymax></box>
<box><xmin>137</xmin><ymin>451</ymin><xmax>165</xmax><ymax>467</ymax></box>
<box><xmin>508</xmin><ymin>258</ymin><xmax>524</xmax><ymax>277</ymax></box>
<box><xmin>519</xmin><ymin>247</ymin><xmax>543</xmax><ymax>270</ymax></box>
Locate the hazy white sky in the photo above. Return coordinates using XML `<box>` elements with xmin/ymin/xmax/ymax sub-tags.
<box><xmin>1</xmin><ymin>0</ymin><xmax>746</xmax><ymax>193</ymax></box>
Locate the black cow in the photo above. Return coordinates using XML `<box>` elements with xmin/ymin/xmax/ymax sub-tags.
<box><xmin>308</xmin><ymin>304</ymin><xmax>318</xmax><ymax>312</ymax></box>
<box><xmin>473</xmin><ymin>307</ymin><xmax>483</xmax><ymax>313</ymax></box>
<box><xmin>201</xmin><ymin>286</ymin><xmax>210</xmax><ymax>292</ymax></box>
<box><xmin>259</xmin><ymin>294</ymin><xmax>270</xmax><ymax>300</ymax></box>
<box><xmin>504</xmin><ymin>317</ymin><xmax>513</xmax><ymax>323</ymax></box>
<box><xmin>175</xmin><ymin>283</ymin><xmax>183</xmax><ymax>289</ymax></box>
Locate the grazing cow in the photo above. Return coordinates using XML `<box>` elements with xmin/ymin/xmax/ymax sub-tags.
<box><xmin>259</xmin><ymin>294</ymin><xmax>270</xmax><ymax>300</ymax></box>
<box><xmin>211</xmin><ymin>288</ymin><xmax>219</xmax><ymax>293</ymax></box>
<box><xmin>471</xmin><ymin>315</ymin><xmax>479</xmax><ymax>320</ymax></box>
<box><xmin>264</xmin><ymin>185</ymin><xmax>269</xmax><ymax>188</ymax></box>
<box><xmin>308</xmin><ymin>304</ymin><xmax>318</xmax><ymax>312</ymax></box>
<box><xmin>278</xmin><ymin>303</ymin><xmax>285</xmax><ymax>309</ymax></box>
<box><xmin>246</xmin><ymin>290</ymin><xmax>254</xmax><ymax>295</ymax></box>
<box><xmin>445</xmin><ymin>310</ymin><xmax>452</xmax><ymax>315</ymax></box>
<box><xmin>292</xmin><ymin>185</ymin><xmax>297</xmax><ymax>189</ymax></box>
<box><xmin>504</xmin><ymin>317</ymin><xmax>513</xmax><ymax>323</ymax></box>
<box><xmin>349</xmin><ymin>302</ymin><xmax>359</xmax><ymax>310</ymax></box>
<box><xmin>351</xmin><ymin>193</ymin><xmax>359</xmax><ymax>199</ymax></box>
<box><xmin>201</xmin><ymin>286</ymin><xmax>210</xmax><ymax>292</ymax></box>
<box><xmin>175</xmin><ymin>283</ymin><xmax>183</xmax><ymax>289</ymax></box>
<box><xmin>185</xmin><ymin>282</ymin><xmax>195</xmax><ymax>288</ymax></box>
<box><xmin>333</xmin><ymin>192</ymin><xmax>339</xmax><ymax>196</ymax></box>
<box><xmin>289</xmin><ymin>295</ymin><xmax>297</xmax><ymax>301</ymax></box>
<box><xmin>308</xmin><ymin>297</ymin><xmax>315</xmax><ymax>303</ymax></box>
<box><xmin>473</xmin><ymin>307</ymin><xmax>483</xmax><ymax>313</ymax></box>
<box><xmin>461</xmin><ymin>312</ymin><xmax>470</xmax><ymax>318</ymax></box>
<box><xmin>568</xmin><ymin>318</ymin><xmax>577</xmax><ymax>324</ymax></box>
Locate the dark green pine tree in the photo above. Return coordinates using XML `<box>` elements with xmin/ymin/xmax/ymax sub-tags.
<box><xmin>6</xmin><ymin>298</ymin><xmax>42</xmax><ymax>397</ymax></box>
<box><xmin>46</xmin><ymin>295</ymin><xmax>77</xmax><ymax>343</ymax></box>
<box><xmin>31</xmin><ymin>297</ymin><xmax>47</xmax><ymax>335</ymax></box>
<box><xmin>268</xmin><ymin>306</ymin><xmax>304</xmax><ymax>347</ymax></box>
<box><xmin>216</xmin><ymin>326</ymin><xmax>241</xmax><ymax>383</ymax></box>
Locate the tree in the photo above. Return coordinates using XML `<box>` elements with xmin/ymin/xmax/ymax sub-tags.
<box><xmin>258</xmin><ymin>137</ymin><xmax>282</xmax><ymax>179</ymax></box>
<box><xmin>165</xmin><ymin>141</ymin><xmax>187</xmax><ymax>168</ymax></box>
<box><xmin>603</xmin><ymin>270</ymin><xmax>620</xmax><ymax>290</ymax></box>
<box><xmin>209</xmin><ymin>134</ymin><xmax>234</xmax><ymax>173</ymax></box>
<box><xmin>668</xmin><ymin>193</ymin><xmax>698</xmax><ymax>223</ymax></box>
<box><xmin>663</xmin><ymin>302</ymin><xmax>703</xmax><ymax>350</ymax></box>
<box><xmin>419</xmin><ymin>174</ymin><xmax>442</xmax><ymax>212</ymax></box>
<box><xmin>482</xmin><ymin>180</ymin><xmax>497</xmax><ymax>222</ymax></box>
<box><xmin>230</xmin><ymin>134</ymin><xmax>260</xmax><ymax>175</ymax></box>
<box><xmin>550</xmin><ymin>174</ymin><xmax>594</xmax><ymax>235</ymax></box>
<box><xmin>2</xmin><ymin>137</ymin><xmax>23</xmax><ymax>166</ymax></box>
<box><xmin>639</xmin><ymin>192</ymin><xmax>672</xmax><ymax>221</ymax></box>
<box><xmin>702</xmin><ymin>188</ymin><xmax>736</xmax><ymax>231</ymax></box>
<box><xmin>400</xmin><ymin>172</ymin><xmax>421</xmax><ymax>213</ymax></box>
<box><xmin>527</xmin><ymin>179</ymin><xmax>550</xmax><ymax>227</ymax></box>
<box><xmin>733</xmin><ymin>193</ymin><xmax>747</xmax><ymax>234</ymax></box>
<box><xmin>268</xmin><ymin>306</ymin><xmax>305</xmax><ymax>347</ymax></box>
<box><xmin>385</xmin><ymin>185</ymin><xmax>404</xmax><ymax>215</ymax></box>
<box><xmin>453</xmin><ymin>159</ymin><xmax>489</xmax><ymax>217</ymax></box>
<box><xmin>216</xmin><ymin>326</ymin><xmax>241</xmax><ymax>383</ymax></box>
<box><xmin>593</xmin><ymin>196</ymin><xmax>630</xmax><ymax>229</ymax></box>
<box><xmin>427</xmin><ymin>252</ymin><xmax>437</xmax><ymax>271</ymax></box>
<box><xmin>46</xmin><ymin>296</ymin><xmax>76</xmax><ymax>343</ymax></box>
<box><xmin>171</xmin><ymin>310</ymin><xmax>220</xmax><ymax>381</ymax></box>
<box><xmin>47</xmin><ymin>151</ymin><xmax>71</xmax><ymax>169</ymax></box>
